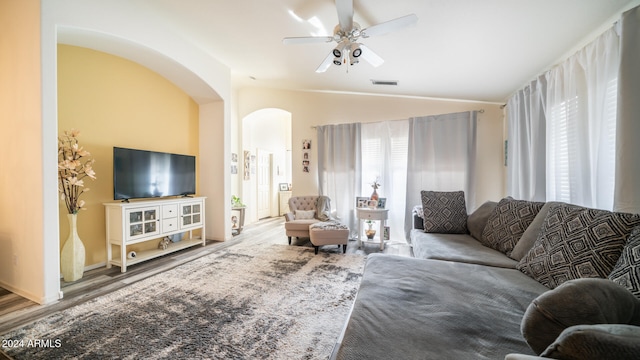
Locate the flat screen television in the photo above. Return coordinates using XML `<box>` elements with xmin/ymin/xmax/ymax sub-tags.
<box><xmin>113</xmin><ymin>147</ymin><xmax>196</xmax><ymax>200</ymax></box>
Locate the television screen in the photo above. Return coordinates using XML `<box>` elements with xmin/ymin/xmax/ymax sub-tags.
<box><xmin>113</xmin><ymin>147</ymin><xmax>196</xmax><ymax>200</ymax></box>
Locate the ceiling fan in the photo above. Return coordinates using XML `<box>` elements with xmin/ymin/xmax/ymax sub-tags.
<box><xmin>283</xmin><ymin>0</ymin><xmax>418</xmax><ymax>73</ymax></box>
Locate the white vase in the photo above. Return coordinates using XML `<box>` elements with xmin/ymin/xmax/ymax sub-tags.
<box><xmin>60</xmin><ymin>213</ymin><xmax>85</xmax><ymax>282</ymax></box>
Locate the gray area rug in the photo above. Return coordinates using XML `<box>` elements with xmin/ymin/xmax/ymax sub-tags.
<box><xmin>1</xmin><ymin>242</ymin><xmax>365</xmax><ymax>359</ymax></box>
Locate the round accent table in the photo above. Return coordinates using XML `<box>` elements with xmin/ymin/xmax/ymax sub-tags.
<box><xmin>356</xmin><ymin>208</ymin><xmax>389</xmax><ymax>250</ymax></box>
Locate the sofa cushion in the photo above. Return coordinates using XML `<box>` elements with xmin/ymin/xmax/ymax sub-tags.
<box><xmin>510</xmin><ymin>202</ymin><xmax>559</xmax><ymax>261</ymax></box>
<box><xmin>517</xmin><ymin>203</ymin><xmax>640</xmax><ymax>289</ymax></box>
<box><xmin>420</xmin><ymin>190</ymin><xmax>468</xmax><ymax>234</ymax></box>
<box><xmin>520</xmin><ymin>278</ymin><xmax>640</xmax><ymax>355</ymax></box>
<box><xmin>295</xmin><ymin>210</ymin><xmax>315</xmax><ymax>219</ymax></box>
<box><xmin>411</xmin><ymin>230</ymin><xmax>519</xmax><ymax>268</ymax></box>
<box><xmin>609</xmin><ymin>226</ymin><xmax>640</xmax><ymax>300</ymax></box>
<box><xmin>467</xmin><ymin>201</ymin><xmax>498</xmax><ymax>241</ymax></box>
<box><xmin>481</xmin><ymin>197</ymin><xmax>545</xmax><ymax>256</ymax></box>
<box><xmin>336</xmin><ymin>254</ymin><xmax>548</xmax><ymax>360</ymax></box>
<box><xmin>284</xmin><ymin>219</ymin><xmax>319</xmax><ymax>232</ymax></box>
<box><xmin>540</xmin><ymin>324</ymin><xmax>640</xmax><ymax>360</ymax></box>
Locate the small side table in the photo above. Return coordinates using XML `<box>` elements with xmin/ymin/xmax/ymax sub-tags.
<box><xmin>231</xmin><ymin>206</ymin><xmax>246</xmax><ymax>235</ymax></box>
<box><xmin>356</xmin><ymin>208</ymin><xmax>389</xmax><ymax>250</ymax></box>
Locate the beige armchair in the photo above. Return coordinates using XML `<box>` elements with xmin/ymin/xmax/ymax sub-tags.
<box><xmin>284</xmin><ymin>196</ymin><xmax>320</xmax><ymax>244</ymax></box>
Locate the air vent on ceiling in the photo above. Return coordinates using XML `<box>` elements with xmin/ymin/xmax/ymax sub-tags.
<box><xmin>371</xmin><ymin>79</ymin><xmax>398</xmax><ymax>86</ymax></box>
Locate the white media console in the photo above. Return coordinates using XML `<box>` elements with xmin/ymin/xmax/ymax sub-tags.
<box><xmin>104</xmin><ymin>196</ymin><xmax>206</xmax><ymax>272</ymax></box>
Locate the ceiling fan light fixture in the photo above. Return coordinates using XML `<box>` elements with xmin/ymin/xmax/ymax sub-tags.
<box><xmin>350</xmin><ymin>43</ymin><xmax>362</xmax><ymax>57</ymax></box>
<box><xmin>333</xmin><ymin>40</ymin><xmax>349</xmax><ymax>58</ymax></box>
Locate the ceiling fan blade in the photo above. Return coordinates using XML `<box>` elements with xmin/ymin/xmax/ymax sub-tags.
<box><xmin>359</xmin><ymin>44</ymin><xmax>384</xmax><ymax>68</ymax></box>
<box><xmin>283</xmin><ymin>36</ymin><xmax>334</xmax><ymax>45</ymax></box>
<box><xmin>335</xmin><ymin>0</ymin><xmax>354</xmax><ymax>32</ymax></box>
<box><xmin>361</xmin><ymin>14</ymin><xmax>418</xmax><ymax>38</ymax></box>
<box><xmin>315</xmin><ymin>52</ymin><xmax>335</xmax><ymax>73</ymax></box>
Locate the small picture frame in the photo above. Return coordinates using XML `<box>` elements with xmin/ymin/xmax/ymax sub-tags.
<box><xmin>356</xmin><ymin>197</ymin><xmax>369</xmax><ymax>208</ymax></box>
<box><xmin>303</xmin><ymin>139</ymin><xmax>311</xmax><ymax>150</ymax></box>
<box><xmin>367</xmin><ymin>199</ymin><xmax>378</xmax><ymax>209</ymax></box>
<box><xmin>377</xmin><ymin>198</ymin><xmax>387</xmax><ymax>209</ymax></box>
<box><xmin>279</xmin><ymin>183</ymin><xmax>289</xmax><ymax>191</ymax></box>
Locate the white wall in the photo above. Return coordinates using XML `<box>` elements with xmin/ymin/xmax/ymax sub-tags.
<box><xmin>237</xmin><ymin>87</ymin><xmax>507</xmax><ymax>209</ymax></box>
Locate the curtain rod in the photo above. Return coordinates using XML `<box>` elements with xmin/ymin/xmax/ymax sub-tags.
<box><xmin>311</xmin><ymin>109</ymin><xmax>486</xmax><ymax>129</ymax></box>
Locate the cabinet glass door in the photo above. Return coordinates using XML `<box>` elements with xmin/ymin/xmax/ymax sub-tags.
<box><xmin>127</xmin><ymin>207</ymin><xmax>159</xmax><ymax>240</ymax></box>
<box><xmin>180</xmin><ymin>202</ymin><xmax>203</xmax><ymax>229</ymax></box>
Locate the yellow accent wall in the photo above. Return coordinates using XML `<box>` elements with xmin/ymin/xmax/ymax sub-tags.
<box><xmin>57</xmin><ymin>45</ymin><xmax>199</xmax><ymax>268</ymax></box>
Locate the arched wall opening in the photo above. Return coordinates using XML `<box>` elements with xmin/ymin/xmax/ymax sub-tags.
<box><xmin>240</xmin><ymin>108</ymin><xmax>292</xmax><ymax>225</ymax></box>
<box><xmin>36</xmin><ymin>7</ymin><xmax>232</xmax><ymax>304</ymax></box>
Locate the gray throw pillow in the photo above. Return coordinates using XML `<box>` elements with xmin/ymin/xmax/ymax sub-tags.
<box><xmin>517</xmin><ymin>203</ymin><xmax>640</xmax><ymax>289</ymax></box>
<box><xmin>541</xmin><ymin>324</ymin><xmax>640</xmax><ymax>360</ymax></box>
<box><xmin>521</xmin><ymin>278</ymin><xmax>640</xmax><ymax>355</ymax></box>
<box><xmin>481</xmin><ymin>197</ymin><xmax>544</xmax><ymax>256</ymax></box>
<box><xmin>609</xmin><ymin>226</ymin><xmax>640</xmax><ymax>301</ymax></box>
<box><xmin>420</xmin><ymin>190</ymin><xmax>468</xmax><ymax>234</ymax></box>
<box><xmin>467</xmin><ymin>201</ymin><xmax>497</xmax><ymax>241</ymax></box>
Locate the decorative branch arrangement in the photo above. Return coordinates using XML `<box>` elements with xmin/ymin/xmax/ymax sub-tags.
<box><xmin>58</xmin><ymin>129</ymin><xmax>97</xmax><ymax>214</ymax></box>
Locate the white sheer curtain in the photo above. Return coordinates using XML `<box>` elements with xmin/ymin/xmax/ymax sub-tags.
<box><xmin>316</xmin><ymin>123</ymin><xmax>361</xmax><ymax>238</ymax></box>
<box><xmin>545</xmin><ymin>27</ymin><xmax>620</xmax><ymax>210</ymax></box>
<box><xmin>614</xmin><ymin>5</ymin><xmax>640</xmax><ymax>213</ymax></box>
<box><xmin>404</xmin><ymin>111</ymin><xmax>478</xmax><ymax>238</ymax></box>
<box><xmin>506</xmin><ymin>76</ymin><xmax>547</xmax><ymax>201</ymax></box>
<box><xmin>361</xmin><ymin>120</ymin><xmax>409</xmax><ymax>241</ymax></box>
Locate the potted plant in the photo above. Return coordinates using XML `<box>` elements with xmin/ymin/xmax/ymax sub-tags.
<box><xmin>365</xmin><ymin>220</ymin><xmax>376</xmax><ymax>240</ymax></box>
<box><xmin>231</xmin><ymin>195</ymin><xmax>245</xmax><ymax>208</ymax></box>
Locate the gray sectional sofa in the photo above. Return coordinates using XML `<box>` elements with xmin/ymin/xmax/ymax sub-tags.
<box><xmin>335</xmin><ymin>193</ymin><xmax>640</xmax><ymax>359</ymax></box>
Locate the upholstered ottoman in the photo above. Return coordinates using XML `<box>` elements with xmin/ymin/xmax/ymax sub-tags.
<box><xmin>309</xmin><ymin>221</ymin><xmax>349</xmax><ymax>254</ymax></box>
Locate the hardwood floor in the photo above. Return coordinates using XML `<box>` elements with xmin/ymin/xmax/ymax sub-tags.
<box><xmin>0</xmin><ymin>216</ymin><xmax>411</xmax><ymax>343</ymax></box>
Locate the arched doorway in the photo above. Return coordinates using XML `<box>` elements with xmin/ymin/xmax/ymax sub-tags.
<box><xmin>242</xmin><ymin>108</ymin><xmax>292</xmax><ymax>224</ymax></box>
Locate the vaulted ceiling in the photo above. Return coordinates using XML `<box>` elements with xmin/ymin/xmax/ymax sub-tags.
<box><xmin>56</xmin><ymin>0</ymin><xmax>639</xmax><ymax>103</ymax></box>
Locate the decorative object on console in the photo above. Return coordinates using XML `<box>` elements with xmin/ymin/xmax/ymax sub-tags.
<box><xmin>366</xmin><ymin>199</ymin><xmax>378</xmax><ymax>209</ymax></box>
<box><xmin>377</xmin><ymin>197</ymin><xmax>386</xmax><ymax>209</ymax></box>
<box><xmin>127</xmin><ymin>251</ymin><xmax>137</xmax><ymax>259</ymax></box>
<box><xmin>158</xmin><ymin>237</ymin><xmax>171</xmax><ymax>250</ymax></box>
<box><xmin>365</xmin><ymin>220</ymin><xmax>376</xmax><ymax>239</ymax></box>
<box><xmin>370</xmin><ymin>178</ymin><xmax>380</xmax><ymax>201</ymax></box>
<box><xmin>356</xmin><ymin>197</ymin><xmax>369</xmax><ymax>208</ymax></box>
<box><xmin>58</xmin><ymin>129</ymin><xmax>96</xmax><ymax>282</ymax></box>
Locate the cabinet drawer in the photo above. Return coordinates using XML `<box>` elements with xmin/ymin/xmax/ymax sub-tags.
<box><xmin>162</xmin><ymin>205</ymin><xmax>178</xmax><ymax>219</ymax></box>
<box><xmin>163</xmin><ymin>219</ymin><xmax>178</xmax><ymax>233</ymax></box>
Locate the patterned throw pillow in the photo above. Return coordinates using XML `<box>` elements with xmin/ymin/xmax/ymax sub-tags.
<box><xmin>420</xmin><ymin>191</ymin><xmax>468</xmax><ymax>234</ymax></box>
<box><xmin>481</xmin><ymin>197</ymin><xmax>544</xmax><ymax>256</ymax></box>
<box><xmin>517</xmin><ymin>203</ymin><xmax>640</xmax><ymax>289</ymax></box>
<box><xmin>609</xmin><ymin>226</ymin><xmax>640</xmax><ymax>300</ymax></box>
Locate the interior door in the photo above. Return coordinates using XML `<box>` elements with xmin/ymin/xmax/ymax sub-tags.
<box><xmin>257</xmin><ymin>149</ymin><xmax>272</xmax><ymax>219</ymax></box>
